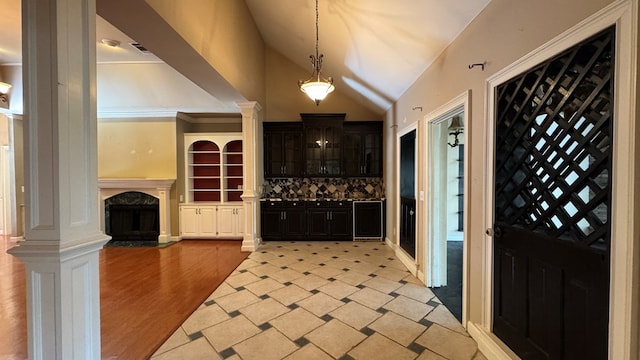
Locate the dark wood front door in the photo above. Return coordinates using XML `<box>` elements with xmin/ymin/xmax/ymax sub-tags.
<box><xmin>492</xmin><ymin>27</ymin><xmax>614</xmax><ymax>359</ymax></box>
<box><xmin>400</xmin><ymin>130</ymin><xmax>416</xmax><ymax>258</ymax></box>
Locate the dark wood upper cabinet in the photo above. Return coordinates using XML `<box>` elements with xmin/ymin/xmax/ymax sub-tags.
<box><xmin>263</xmin><ymin>115</ymin><xmax>383</xmax><ymax>178</ymax></box>
<box><xmin>343</xmin><ymin>122</ymin><xmax>383</xmax><ymax>177</ymax></box>
<box><xmin>302</xmin><ymin>113</ymin><xmax>345</xmax><ymax>177</ymax></box>
<box><xmin>263</xmin><ymin>122</ymin><xmax>303</xmax><ymax>178</ymax></box>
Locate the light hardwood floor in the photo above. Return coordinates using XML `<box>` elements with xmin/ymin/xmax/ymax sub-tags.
<box><xmin>0</xmin><ymin>237</ymin><xmax>248</xmax><ymax>359</ymax></box>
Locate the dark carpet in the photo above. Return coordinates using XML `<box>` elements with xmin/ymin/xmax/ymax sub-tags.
<box><xmin>430</xmin><ymin>241</ymin><xmax>463</xmax><ymax>322</ymax></box>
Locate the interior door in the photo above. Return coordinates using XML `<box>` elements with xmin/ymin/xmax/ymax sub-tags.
<box><xmin>400</xmin><ymin>130</ymin><xmax>416</xmax><ymax>258</ymax></box>
<box><xmin>492</xmin><ymin>27</ymin><xmax>614</xmax><ymax>359</ymax></box>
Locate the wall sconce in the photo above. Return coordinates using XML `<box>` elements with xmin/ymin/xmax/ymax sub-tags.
<box><xmin>447</xmin><ymin>116</ymin><xmax>464</xmax><ymax>148</ymax></box>
<box><xmin>0</xmin><ymin>82</ymin><xmax>11</xmax><ymax>103</ymax></box>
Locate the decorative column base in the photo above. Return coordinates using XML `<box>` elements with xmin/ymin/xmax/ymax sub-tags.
<box><xmin>8</xmin><ymin>234</ymin><xmax>109</xmax><ymax>359</ymax></box>
<box><xmin>241</xmin><ymin>193</ymin><xmax>260</xmax><ymax>252</ymax></box>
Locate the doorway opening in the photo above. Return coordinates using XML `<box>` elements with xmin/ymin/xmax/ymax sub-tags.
<box><xmin>428</xmin><ymin>113</ymin><xmax>464</xmax><ymax>322</ymax></box>
<box><xmin>423</xmin><ymin>91</ymin><xmax>470</xmax><ymax>326</ymax></box>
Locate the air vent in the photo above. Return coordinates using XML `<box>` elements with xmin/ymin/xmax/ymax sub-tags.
<box><xmin>129</xmin><ymin>42</ymin><xmax>152</xmax><ymax>55</ymax></box>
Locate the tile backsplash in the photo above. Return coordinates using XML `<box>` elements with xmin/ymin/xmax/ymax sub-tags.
<box><xmin>262</xmin><ymin>178</ymin><xmax>384</xmax><ymax>200</ymax></box>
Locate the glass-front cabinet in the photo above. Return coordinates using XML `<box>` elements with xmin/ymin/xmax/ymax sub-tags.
<box><xmin>303</xmin><ymin>114</ymin><xmax>344</xmax><ymax>177</ymax></box>
<box><xmin>263</xmin><ymin>122</ymin><xmax>303</xmax><ymax>178</ymax></box>
<box><xmin>343</xmin><ymin>122</ymin><xmax>383</xmax><ymax>177</ymax></box>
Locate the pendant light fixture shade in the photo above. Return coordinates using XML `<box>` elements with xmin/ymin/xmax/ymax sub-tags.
<box><xmin>298</xmin><ymin>0</ymin><xmax>334</xmax><ymax>105</ymax></box>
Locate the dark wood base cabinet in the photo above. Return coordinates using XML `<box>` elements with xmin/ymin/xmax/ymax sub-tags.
<box><xmin>261</xmin><ymin>200</ymin><xmax>352</xmax><ymax>241</ymax></box>
<box><xmin>261</xmin><ymin>201</ymin><xmax>307</xmax><ymax>240</ymax></box>
<box><xmin>307</xmin><ymin>201</ymin><xmax>352</xmax><ymax>240</ymax></box>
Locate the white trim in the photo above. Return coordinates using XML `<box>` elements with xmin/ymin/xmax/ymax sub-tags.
<box><xmin>396</xmin><ymin>243</ymin><xmax>419</xmax><ymax>276</ymax></box>
<box><xmin>423</xmin><ymin>90</ymin><xmax>471</xmax><ymax>328</ymax></box>
<box><xmin>467</xmin><ymin>322</ymin><xmax>519</xmax><ymax>360</ymax></box>
<box><xmin>97</xmin><ymin>110</ymin><xmax>180</xmax><ymax>119</ymax></box>
<box><xmin>481</xmin><ymin>1</ymin><xmax>637</xmax><ymax>358</ymax></box>
<box><xmin>97</xmin><ymin>178</ymin><xmax>176</xmax><ymax>243</ymax></box>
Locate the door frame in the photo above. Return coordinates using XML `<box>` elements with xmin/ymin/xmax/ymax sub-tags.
<box><xmin>423</xmin><ymin>91</ymin><xmax>470</xmax><ymax>327</ymax></box>
<box><xmin>395</xmin><ymin>123</ymin><xmax>418</xmax><ymax>274</ymax></box>
<box><xmin>475</xmin><ymin>2</ymin><xmax>638</xmax><ymax>358</ymax></box>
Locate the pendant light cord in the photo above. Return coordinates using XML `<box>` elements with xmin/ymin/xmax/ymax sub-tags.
<box><xmin>315</xmin><ymin>0</ymin><xmax>319</xmax><ymax>62</ymax></box>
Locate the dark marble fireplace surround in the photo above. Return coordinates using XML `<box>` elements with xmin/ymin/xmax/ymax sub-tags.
<box><xmin>105</xmin><ymin>191</ymin><xmax>159</xmax><ymax>242</ymax></box>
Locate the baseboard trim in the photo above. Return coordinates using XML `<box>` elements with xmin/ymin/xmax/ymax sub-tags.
<box><xmin>467</xmin><ymin>322</ymin><xmax>518</xmax><ymax>360</ymax></box>
<box><xmin>242</xmin><ymin>236</ymin><xmax>261</xmax><ymax>252</ymax></box>
<box><xmin>394</xmin><ymin>246</ymin><xmax>418</xmax><ymax>276</ymax></box>
<box><xmin>384</xmin><ymin>237</ymin><xmax>394</xmax><ymax>248</ymax></box>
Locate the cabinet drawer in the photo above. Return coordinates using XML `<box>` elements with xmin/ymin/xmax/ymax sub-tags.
<box><xmin>261</xmin><ymin>201</ymin><xmax>283</xmax><ymax>208</ymax></box>
<box><xmin>331</xmin><ymin>201</ymin><xmax>352</xmax><ymax>208</ymax></box>
<box><xmin>285</xmin><ymin>201</ymin><xmax>305</xmax><ymax>208</ymax></box>
<box><xmin>309</xmin><ymin>201</ymin><xmax>331</xmax><ymax>208</ymax></box>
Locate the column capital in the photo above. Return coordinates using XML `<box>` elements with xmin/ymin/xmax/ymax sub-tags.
<box><xmin>236</xmin><ymin>101</ymin><xmax>262</xmax><ymax>113</ymax></box>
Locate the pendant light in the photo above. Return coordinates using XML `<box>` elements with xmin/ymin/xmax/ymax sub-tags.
<box><xmin>298</xmin><ymin>0</ymin><xmax>335</xmax><ymax>105</ymax></box>
<box><xmin>447</xmin><ymin>116</ymin><xmax>464</xmax><ymax>148</ymax></box>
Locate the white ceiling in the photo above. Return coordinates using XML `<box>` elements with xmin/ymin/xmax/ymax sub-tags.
<box><xmin>0</xmin><ymin>0</ymin><xmax>491</xmax><ymax>116</ymax></box>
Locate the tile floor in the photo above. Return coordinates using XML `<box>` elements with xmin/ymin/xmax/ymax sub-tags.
<box><xmin>151</xmin><ymin>241</ymin><xmax>486</xmax><ymax>360</ymax></box>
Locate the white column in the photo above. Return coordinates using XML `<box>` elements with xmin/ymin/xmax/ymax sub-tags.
<box><xmin>8</xmin><ymin>0</ymin><xmax>110</xmax><ymax>359</ymax></box>
<box><xmin>237</xmin><ymin>102</ymin><xmax>261</xmax><ymax>252</ymax></box>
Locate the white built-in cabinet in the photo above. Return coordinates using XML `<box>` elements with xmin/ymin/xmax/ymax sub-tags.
<box><xmin>216</xmin><ymin>205</ymin><xmax>244</xmax><ymax>238</ymax></box>
<box><xmin>180</xmin><ymin>133</ymin><xmax>244</xmax><ymax>239</ymax></box>
<box><xmin>180</xmin><ymin>205</ymin><xmax>217</xmax><ymax>237</ymax></box>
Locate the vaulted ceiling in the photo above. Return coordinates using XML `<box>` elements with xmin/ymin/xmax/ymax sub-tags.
<box><xmin>0</xmin><ymin>0</ymin><xmax>491</xmax><ymax>116</ymax></box>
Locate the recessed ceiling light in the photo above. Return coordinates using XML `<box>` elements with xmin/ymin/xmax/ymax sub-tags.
<box><xmin>101</xmin><ymin>39</ymin><xmax>120</xmax><ymax>48</ymax></box>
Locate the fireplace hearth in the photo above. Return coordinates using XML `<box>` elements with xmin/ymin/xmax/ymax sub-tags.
<box><xmin>105</xmin><ymin>191</ymin><xmax>159</xmax><ymax>242</ymax></box>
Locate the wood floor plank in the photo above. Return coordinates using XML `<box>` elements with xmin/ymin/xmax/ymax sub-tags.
<box><xmin>0</xmin><ymin>238</ymin><xmax>249</xmax><ymax>359</ymax></box>
<box><xmin>0</xmin><ymin>237</ymin><xmax>27</xmax><ymax>360</ymax></box>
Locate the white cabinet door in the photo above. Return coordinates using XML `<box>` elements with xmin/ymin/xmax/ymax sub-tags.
<box><xmin>216</xmin><ymin>206</ymin><xmax>235</xmax><ymax>238</ymax></box>
<box><xmin>180</xmin><ymin>205</ymin><xmax>217</xmax><ymax>238</ymax></box>
<box><xmin>216</xmin><ymin>205</ymin><xmax>243</xmax><ymax>239</ymax></box>
<box><xmin>234</xmin><ymin>207</ymin><xmax>244</xmax><ymax>238</ymax></box>
<box><xmin>180</xmin><ymin>206</ymin><xmax>199</xmax><ymax>237</ymax></box>
<box><xmin>198</xmin><ymin>206</ymin><xmax>217</xmax><ymax>236</ymax></box>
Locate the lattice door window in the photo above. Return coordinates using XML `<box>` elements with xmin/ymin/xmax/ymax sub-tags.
<box><xmin>494</xmin><ymin>26</ymin><xmax>614</xmax><ymax>251</ymax></box>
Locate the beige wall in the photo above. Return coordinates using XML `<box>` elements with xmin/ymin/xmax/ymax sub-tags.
<box><xmin>389</xmin><ymin>0</ymin><xmax>615</xmax><ymax>325</ymax></box>
<box><xmin>0</xmin><ymin>65</ymin><xmax>23</xmax><ymax>114</ymax></box>
<box><xmin>98</xmin><ymin>118</ymin><xmax>177</xmax><ymax>178</ymax></box>
<box><xmin>147</xmin><ymin>0</ymin><xmax>266</xmax><ymax>106</ymax></box>
<box><xmin>264</xmin><ymin>47</ymin><xmax>382</xmax><ymax>121</ymax></box>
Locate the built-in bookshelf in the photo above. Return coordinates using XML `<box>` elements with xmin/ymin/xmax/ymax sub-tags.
<box><xmin>223</xmin><ymin>140</ymin><xmax>243</xmax><ymax>202</ymax></box>
<box><xmin>185</xmin><ymin>133</ymin><xmax>243</xmax><ymax>203</ymax></box>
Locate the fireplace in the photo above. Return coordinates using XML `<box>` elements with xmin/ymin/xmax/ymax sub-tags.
<box><xmin>98</xmin><ymin>178</ymin><xmax>175</xmax><ymax>243</ymax></box>
<box><xmin>105</xmin><ymin>192</ymin><xmax>159</xmax><ymax>242</ymax></box>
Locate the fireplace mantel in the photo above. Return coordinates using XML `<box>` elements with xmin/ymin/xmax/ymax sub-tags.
<box><xmin>98</xmin><ymin>178</ymin><xmax>175</xmax><ymax>190</ymax></box>
<box><xmin>98</xmin><ymin>178</ymin><xmax>175</xmax><ymax>243</ymax></box>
